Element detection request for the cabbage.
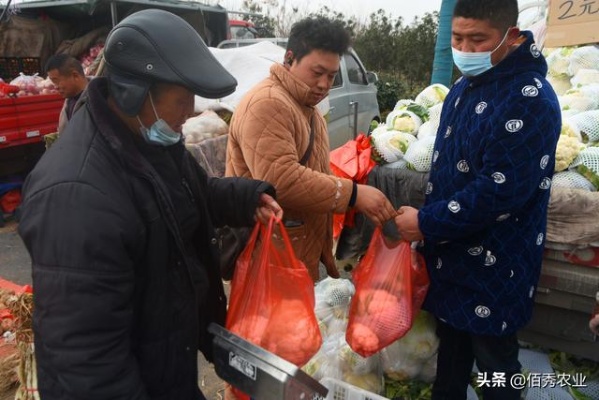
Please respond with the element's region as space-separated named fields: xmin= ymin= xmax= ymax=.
xmin=339 ymin=342 xmax=379 ymax=374
xmin=381 ymin=352 xmax=423 ymax=381
xmin=417 ymin=354 xmax=438 ymax=383
xmin=343 ymin=372 xmax=383 ymax=394
xmin=380 ymin=311 xmax=439 ymax=366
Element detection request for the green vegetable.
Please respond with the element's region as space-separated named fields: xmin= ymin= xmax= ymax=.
xmin=577 ymin=164 xmax=599 ymax=190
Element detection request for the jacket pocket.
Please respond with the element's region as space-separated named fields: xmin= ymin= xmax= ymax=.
xmin=271 ymin=223 xmax=308 ymax=261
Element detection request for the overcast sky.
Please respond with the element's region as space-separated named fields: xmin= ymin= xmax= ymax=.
xmin=219 ymin=0 xmax=444 ymax=22
xmin=218 ymin=0 xmax=542 ymax=25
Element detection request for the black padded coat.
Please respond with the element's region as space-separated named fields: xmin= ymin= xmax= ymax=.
xmin=18 ymin=77 xmax=275 ymax=400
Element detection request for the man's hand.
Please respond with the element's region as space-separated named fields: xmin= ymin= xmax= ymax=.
xmin=254 ymin=193 xmax=283 ymax=224
xmin=353 ymin=184 xmax=397 ymax=226
xmin=394 ymin=206 xmax=424 ymax=242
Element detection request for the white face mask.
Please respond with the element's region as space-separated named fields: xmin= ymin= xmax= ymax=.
xmin=451 ymin=28 xmax=511 ymax=77
xmin=137 ymin=93 xmax=181 ymax=146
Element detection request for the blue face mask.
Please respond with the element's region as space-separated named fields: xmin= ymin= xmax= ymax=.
xmin=452 ymin=29 xmax=510 ymax=77
xmin=137 ymin=93 xmax=181 ymax=146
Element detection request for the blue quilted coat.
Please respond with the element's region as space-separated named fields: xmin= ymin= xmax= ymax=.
xmin=419 ymin=31 xmax=561 ymax=336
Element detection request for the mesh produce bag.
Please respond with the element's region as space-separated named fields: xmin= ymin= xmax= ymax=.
xmin=385 ymin=109 xmax=423 ymax=134
xmin=404 ymin=136 xmax=436 ymax=172
xmin=567 ymin=45 xmax=599 ymax=76
xmin=571 ymin=68 xmax=599 ymax=87
xmin=570 ymin=146 xmax=599 ymax=189
xmin=547 ymin=74 xmax=572 ymax=95
xmin=551 ymin=171 xmax=596 ymax=191
xmin=568 ymin=110 xmax=599 ymax=142
xmin=370 ymin=127 xmax=418 ymax=163
xmin=314 ymin=277 xmax=355 ymax=328
xmin=569 ymin=84 xmax=599 ymax=103
xmin=546 ymin=47 xmax=574 ymax=78
xmin=561 ymin=119 xmax=583 ymax=142
xmin=559 ymin=91 xmax=598 ymax=113
xmin=414 ymin=84 xmax=449 ymax=108
xmin=417 ymin=120 xmax=439 ymax=140
xmin=381 ymin=159 xmax=409 ymax=169
xmin=427 ymin=103 xmax=444 ymax=126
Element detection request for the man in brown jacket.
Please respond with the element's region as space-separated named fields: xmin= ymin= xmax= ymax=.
xmin=227 ymin=17 xmax=396 ymax=282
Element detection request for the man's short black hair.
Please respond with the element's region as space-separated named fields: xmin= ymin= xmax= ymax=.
xmin=286 ymin=17 xmax=350 ymax=64
xmin=45 ymin=54 xmax=85 ymax=76
xmin=453 ymin=0 xmax=519 ymax=32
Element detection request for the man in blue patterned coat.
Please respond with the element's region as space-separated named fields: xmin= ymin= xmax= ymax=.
xmin=395 ymin=0 xmax=561 ymax=399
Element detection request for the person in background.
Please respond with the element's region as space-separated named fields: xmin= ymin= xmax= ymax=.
xmin=394 ymin=0 xmax=561 ymax=399
xmin=591 ymin=313 xmax=599 ymax=335
xmin=226 ymin=16 xmax=396 ymax=282
xmin=18 ymin=9 xmax=281 ymax=400
xmin=45 ymin=53 xmax=89 ymax=134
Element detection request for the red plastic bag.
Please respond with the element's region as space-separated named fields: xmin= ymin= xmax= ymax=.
xmin=226 ymin=216 xmax=322 ymax=366
xmin=346 ymin=228 xmax=429 ymax=357
xmin=0 ymin=189 xmax=21 ymax=214
xmin=330 ymin=133 xmax=376 ymax=238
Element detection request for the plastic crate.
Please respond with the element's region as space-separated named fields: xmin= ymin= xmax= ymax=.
xmin=0 ymin=58 xmax=21 ymax=82
xmin=0 ymin=57 xmax=41 ymax=82
xmin=319 ymin=378 xmax=387 ymax=400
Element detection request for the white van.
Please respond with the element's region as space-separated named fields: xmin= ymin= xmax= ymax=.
xmin=217 ymin=38 xmax=381 ymax=149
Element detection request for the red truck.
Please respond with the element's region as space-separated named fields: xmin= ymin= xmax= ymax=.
xmin=228 ymin=19 xmax=259 ymax=40
xmin=0 ymin=0 xmax=230 ymax=178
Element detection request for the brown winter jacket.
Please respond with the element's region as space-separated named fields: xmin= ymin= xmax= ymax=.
xmin=226 ymin=63 xmax=354 ymax=281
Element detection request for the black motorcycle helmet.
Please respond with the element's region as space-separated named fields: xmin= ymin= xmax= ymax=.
xmin=104 ymin=9 xmax=237 ymax=116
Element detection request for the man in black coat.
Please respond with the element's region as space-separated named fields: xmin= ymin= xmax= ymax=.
xmin=17 ymin=9 xmax=281 ymax=400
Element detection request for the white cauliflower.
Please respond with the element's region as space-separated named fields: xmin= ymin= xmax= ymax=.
xmin=559 ymin=91 xmax=598 ymax=113
xmin=571 ymin=69 xmax=599 ymax=87
xmin=417 ymin=120 xmax=439 ymax=140
xmin=404 ymin=135 xmax=436 ymax=172
xmin=568 ymin=45 xmax=599 ymax=76
xmin=561 ymin=119 xmax=582 ymax=142
xmin=546 ymin=47 xmax=575 ymax=77
xmin=555 ymin=135 xmax=585 ymax=172
xmin=552 ymin=171 xmax=596 ymax=191
xmin=547 ymin=75 xmax=572 ymax=96
xmin=370 ymin=126 xmax=418 ymax=163
xmin=569 ymin=110 xmax=599 ymax=143
xmin=385 ymin=110 xmax=423 ymax=134
xmin=571 ymin=147 xmax=599 ymax=190
xmin=414 ymin=83 xmax=450 ymax=108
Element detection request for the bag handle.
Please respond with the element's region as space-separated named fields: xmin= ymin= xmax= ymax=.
xmin=258 ymin=215 xmax=300 ymax=269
